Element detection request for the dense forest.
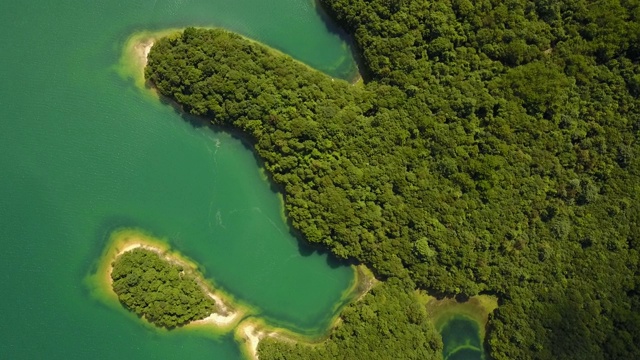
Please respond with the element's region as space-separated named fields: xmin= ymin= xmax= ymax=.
xmin=145 ymin=0 xmax=640 ymax=358
xmin=111 ymin=248 xmax=216 ymax=328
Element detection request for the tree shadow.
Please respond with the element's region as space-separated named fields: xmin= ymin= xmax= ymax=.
xmin=291 ymin=221 xmax=360 ymax=269
xmin=313 ymin=0 xmax=370 ymax=82
xmin=152 ymin=85 xmax=356 ymax=271
xmin=540 ymin=296 xmax=607 ymax=359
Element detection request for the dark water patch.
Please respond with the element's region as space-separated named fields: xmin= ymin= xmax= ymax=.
xmin=312 ymin=0 xmax=363 ymax=82
xmin=296 ymin=237 xmax=358 ymax=269
xmin=421 ymin=294 xmax=498 ymax=360
xmin=440 ymin=314 xmax=484 ymax=360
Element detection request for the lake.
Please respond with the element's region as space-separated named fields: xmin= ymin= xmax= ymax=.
xmin=0 ymin=0 xmax=358 ymax=359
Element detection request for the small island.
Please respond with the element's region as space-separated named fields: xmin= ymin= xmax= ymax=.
xmin=111 ymin=247 xmax=217 ymax=328
xmin=88 ymin=229 xmax=242 ymax=332
xmin=88 ymin=227 xmax=369 ymax=360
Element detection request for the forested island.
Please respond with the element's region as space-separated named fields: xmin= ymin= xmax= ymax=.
xmin=87 ymin=229 xmax=243 ymax=333
xmin=143 ymin=0 xmax=640 ymax=358
xmin=93 ymin=228 xmax=367 ymax=360
xmin=111 ymin=248 xmax=216 ymax=328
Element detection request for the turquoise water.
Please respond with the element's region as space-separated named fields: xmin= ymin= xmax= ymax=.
xmin=0 ymin=0 xmax=357 ymax=358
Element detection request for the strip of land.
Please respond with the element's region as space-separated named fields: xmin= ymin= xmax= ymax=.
xmin=239 ymin=322 xmax=265 ymax=360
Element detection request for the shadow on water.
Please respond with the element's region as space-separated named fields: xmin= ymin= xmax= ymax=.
xmin=293 ymin=227 xmax=359 ymax=270
xmin=448 ymin=347 xmax=484 ymax=360
xmin=153 ymin=86 xmax=355 ymax=271
xmin=313 ymin=0 xmax=369 ymax=82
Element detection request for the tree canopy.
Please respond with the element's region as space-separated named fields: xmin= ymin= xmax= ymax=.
xmin=111 ymin=248 xmax=216 ymax=328
xmin=145 ymin=0 xmax=640 ymax=356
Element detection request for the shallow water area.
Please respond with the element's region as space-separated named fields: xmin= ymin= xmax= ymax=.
xmin=421 ymin=294 xmax=498 ymax=360
xmin=0 ymin=1 xmax=358 ymax=359
xmin=440 ymin=314 xmax=484 ymax=360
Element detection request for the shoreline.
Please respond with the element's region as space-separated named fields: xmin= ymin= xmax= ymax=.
xmin=233 ymin=265 xmax=376 ymax=360
xmin=188 ymin=289 xmax=242 ymax=328
xmin=120 ymin=27 xmax=363 ymax=93
xmin=110 ymin=28 xmax=373 ymax=359
xmin=117 ymin=28 xmax=182 ymax=90
xmin=236 ymin=320 xmax=270 ymax=360
xmin=87 ymin=228 xmax=371 ymax=358
xmin=92 ymin=228 xmax=243 ymax=330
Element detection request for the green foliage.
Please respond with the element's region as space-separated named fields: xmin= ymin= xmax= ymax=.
xmin=111 ymin=248 xmax=215 ymax=328
xmin=258 ymin=279 xmax=442 ymax=360
xmin=145 ymin=0 xmax=640 ymax=355
xmin=414 ymin=237 xmax=435 ymax=261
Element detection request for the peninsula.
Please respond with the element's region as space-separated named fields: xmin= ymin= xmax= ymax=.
xmin=140 ymin=0 xmax=640 ymax=355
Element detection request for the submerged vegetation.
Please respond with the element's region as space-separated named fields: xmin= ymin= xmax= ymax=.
xmin=422 ymin=295 xmax=497 ymax=360
xmin=111 ymin=248 xmax=216 ymax=328
xmin=145 ymin=0 xmax=640 ymax=357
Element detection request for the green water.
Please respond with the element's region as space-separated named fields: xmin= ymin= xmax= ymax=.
xmin=0 ymin=1 xmax=358 ymax=358
xmin=440 ymin=315 xmax=485 ymax=360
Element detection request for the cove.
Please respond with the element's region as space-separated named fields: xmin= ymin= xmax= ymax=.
xmin=0 ymin=0 xmax=359 ymax=359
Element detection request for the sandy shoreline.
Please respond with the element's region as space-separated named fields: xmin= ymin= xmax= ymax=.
xmin=236 ymin=320 xmax=278 ymax=360
xmin=89 ymin=227 xmax=370 ymax=360
xmin=106 ymin=233 xmax=270 ymax=359
xmin=117 ymin=29 xmax=181 ymax=89
xmin=189 ymin=289 xmax=242 ymax=327
xmin=143 ymin=42 xmax=152 ymax=62
xmin=136 ymin=40 xmax=153 ymax=67
xmin=242 ymin=323 xmax=263 ymax=359
xmin=105 ymin=232 xmax=241 ymax=329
